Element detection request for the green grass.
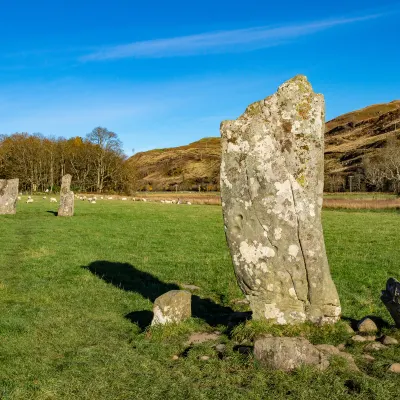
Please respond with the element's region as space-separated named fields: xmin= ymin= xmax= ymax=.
xmin=0 ymin=197 xmax=399 ymax=399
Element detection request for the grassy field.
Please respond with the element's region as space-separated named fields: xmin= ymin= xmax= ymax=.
xmin=0 ymin=198 xmax=399 ymax=399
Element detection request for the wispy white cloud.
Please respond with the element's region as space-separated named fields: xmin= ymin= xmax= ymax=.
xmin=82 ymin=13 xmax=383 ymax=61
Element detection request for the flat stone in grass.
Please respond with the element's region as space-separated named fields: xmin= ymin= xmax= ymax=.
xmin=254 ymin=336 xmax=329 ymax=371
xmin=388 ymin=363 xmax=400 ymax=373
xmin=380 ymin=335 xmax=398 ymax=345
xmin=0 ymin=179 xmax=19 ymax=215
xmin=151 ymin=290 xmax=191 ymax=325
xmin=58 ymin=174 xmax=74 ymax=217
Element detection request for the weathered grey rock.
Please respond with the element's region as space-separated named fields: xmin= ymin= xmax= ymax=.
xmin=357 ymin=318 xmax=378 ymax=333
xmin=220 ymin=75 xmax=341 ymax=324
xmin=0 ymin=179 xmax=19 ymax=215
xmin=254 ymin=336 xmax=329 ymax=371
xmin=315 ymin=345 xmax=359 ymax=372
xmin=151 ymin=290 xmax=191 ymax=325
xmin=380 ymin=335 xmax=398 ymax=345
xmin=381 ymin=278 xmax=400 ymax=328
xmin=352 ymin=335 xmax=376 ymax=342
xmin=58 ymin=174 xmax=74 ymax=217
xmin=364 ymin=342 xmax=386 ymax=351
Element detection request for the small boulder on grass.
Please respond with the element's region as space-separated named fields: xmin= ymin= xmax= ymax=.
xmin=357 ymin=318 xmax=378 ymax=333
xmin=380 ymin=335 xmax=398 ymax=345
xmin=388 ymin=363 xmax=400 ymax=373
xmin=151 ymin=290 xmax=191 ymax=326
xmin=254 ymin=337 xmax=329 ymax=372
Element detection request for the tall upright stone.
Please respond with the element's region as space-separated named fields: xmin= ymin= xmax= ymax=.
xmin=220 ymin=75 xmax=341 ymax=325
xmin=0 ymin=179 xmax=19 ymax=215
xmin=58 ymin=174 xmax=74 ymax=217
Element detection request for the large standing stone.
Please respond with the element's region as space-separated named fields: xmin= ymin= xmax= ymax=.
xmin=58 ymin=174 xmax=74 ymax=217
xmin=220 ymin=75 xmax=341 ymax=324
xmin=151 ymin=290 xmax=191 ymax=325
xmin=0 ymin=179 xmax=19 ymax=215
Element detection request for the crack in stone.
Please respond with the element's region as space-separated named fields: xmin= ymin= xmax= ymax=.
xmin=288 ymin=177 xmax=311 ymax=306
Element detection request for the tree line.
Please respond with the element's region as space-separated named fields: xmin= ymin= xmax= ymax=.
xmin=0 ymin=127 xmax=135 ymax=193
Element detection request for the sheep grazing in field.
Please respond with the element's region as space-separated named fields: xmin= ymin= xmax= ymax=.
xmin=100 ymin=196 xmax=104 ymax=200
xmin=43 ymin=196 xmax=47 ymax=199
xmin=26 ymin=198 xmax=34 ymax=203
xmin=177 ymin=199 xmax=181 ymax=205
xmin=50 ymin=198 xmax=57 ymax=203
xmin=141 ymin=198 xmax=147 ymax=202
xmin=18 ymin=196 xmax=21 ymax=201
xmin=187 ymin=202 xmax=192 ymax=205
xmin=107 ymin=196 xmax=113 ymax=200
xmin=90 ymin=200 xmax=96 ymax=204
xmin=121 ymin=197 xmax=127 ymax=201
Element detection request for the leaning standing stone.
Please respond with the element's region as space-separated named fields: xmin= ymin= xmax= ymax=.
xmin=0 ymin=179 xmax=19 ymax=215
xmin=151 ymin=290 xmax=191 ymax=325
xmin=220 ymin=75 xmax=341 ymax=324
xmin=58 ymin=174 xmax=74 ymax=217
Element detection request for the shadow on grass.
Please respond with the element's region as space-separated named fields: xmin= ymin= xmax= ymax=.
xmin=83 ymin=261 xmax=250 ymax=329
xmin=46 ymin=210 xmax=58 ymax=216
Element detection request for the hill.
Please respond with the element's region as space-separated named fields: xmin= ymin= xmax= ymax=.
xmin=129 ymin=101 xmax=400 ymax=191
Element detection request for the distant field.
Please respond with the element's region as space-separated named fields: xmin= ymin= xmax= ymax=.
xmin=0 ymin=197 xmax=399 ymax=399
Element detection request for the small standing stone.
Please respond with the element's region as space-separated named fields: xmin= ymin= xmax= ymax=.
xmin=58 ymin=174 xmax=74 ymax=217
xmin=151 ymin=290 xmax=191 ymax=325
xmin=0 ymin=179 xmax=19 ymax=215
xmin=357 ymin=318 xmax=378 ymax=333
xmin=254 ymin=336 xmax=329 ymax=371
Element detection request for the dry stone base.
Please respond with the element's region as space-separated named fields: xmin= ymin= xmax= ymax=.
xmin=0 ymin=179 xmax=19 ymax=215
xmin=151 ymin=290 xmax=191 ymax=325
xmin=220 ymin=75 xmax=341 ymax=324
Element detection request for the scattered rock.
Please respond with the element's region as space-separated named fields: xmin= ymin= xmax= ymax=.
xmin=254 ymin=337 xmax=329 ymax=372
xmin=362 ymin=354 xmax=375 ymax=362
xmin=186 ymin=332 xmax=220 ymax=345
xmin=220 ymin=75 xmax=341 ymax=324
xmin=344 ymin=324 xmax=355 ymax=334
xmin=0 ymin=178 xmax=19 ymax=215
xmin=215 ymin=344 xmax=226 ymax=353
xmin=151 ymin=290 xmax=191 ymax=326
xmin=171 ymin=355 xmax=179 ymax=360
xmin=337 ymin=352 xmax=360 ymax=372
xmin=181 ymin=284 xmax=200 ymax=291
xmin=352 ymin=335 xmax=367 ymax=343
xmin=364 ymin=342 xmax=386 ymax=351
xmin=388 ymin=363 xmax=400 ymax=373
xmin=380 ymin=335 xmax=398 ymax=345
xmin=357 ymin=318 xmax=378 ymax=333
xmin=315 ymin=344 xmax=340 ymax=355
xmin=200 ymin=356 xmax=210 ymax=361
xmin=316 ymin=344 xmax=359 ymax=372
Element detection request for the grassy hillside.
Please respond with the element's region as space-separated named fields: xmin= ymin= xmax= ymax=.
xmin=0 ymin=198 xmax=400 ymax=398
xmin=129 ymin=101 xmax=400 ymax=191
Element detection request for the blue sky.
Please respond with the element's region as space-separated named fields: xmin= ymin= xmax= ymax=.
xmin=1 ymin=1 xmax=400 ymax=155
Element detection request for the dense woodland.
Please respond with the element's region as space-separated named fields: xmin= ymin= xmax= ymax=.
xmin=0 ymin=127 xmax=134 ymax=193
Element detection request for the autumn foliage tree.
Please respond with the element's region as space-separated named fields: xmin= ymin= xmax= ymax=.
xmin=0 ymin=128 xmax=133 ymax=194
